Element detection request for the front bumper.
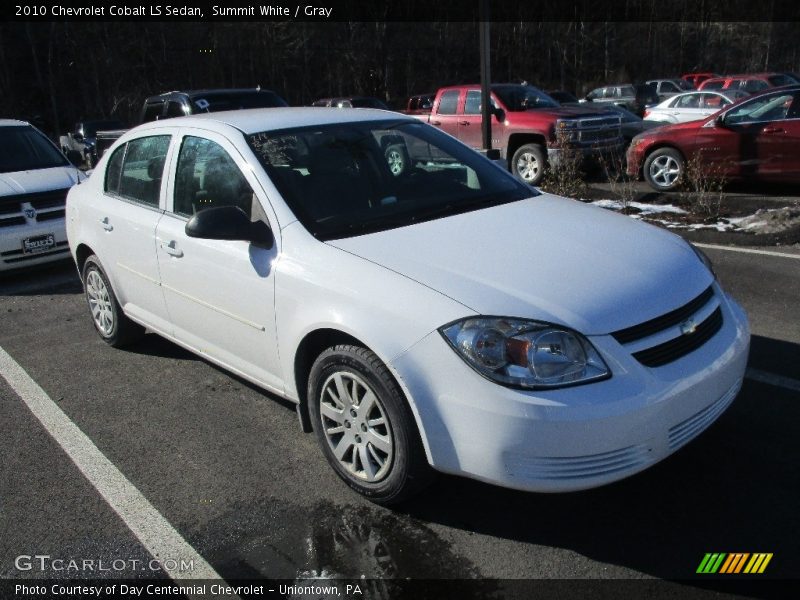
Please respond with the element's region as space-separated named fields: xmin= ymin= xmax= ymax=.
xmin=547 ymin=140 xmax=626 ymax=166
xmin=391 ymin=287 xmax=750 ymax=492
xmin=0 ymin=218 xmax=70 ymax=272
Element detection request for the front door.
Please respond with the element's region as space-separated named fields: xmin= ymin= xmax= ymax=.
xmin=155 ymin=130 xmax=282 ymax=393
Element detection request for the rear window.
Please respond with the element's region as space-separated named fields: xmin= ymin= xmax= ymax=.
xmin=0 ymin=125 xmax=68 ymax=173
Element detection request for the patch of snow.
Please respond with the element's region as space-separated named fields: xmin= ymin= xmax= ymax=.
xmin=592 ymin=198 xmax=800 ymax=235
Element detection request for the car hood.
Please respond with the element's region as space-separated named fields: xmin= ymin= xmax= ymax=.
xmin=327 ymin=195 xmax=712 ymax=335
xmin=0 ymin=166 xmax=82 ymax=195
xmin=520 ymin=105 xmax=618 ymax=120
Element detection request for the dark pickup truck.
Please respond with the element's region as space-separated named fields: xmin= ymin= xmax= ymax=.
xmin=95 ymin=88 xmax=287 ymax=160
xmin=422 ymin=84 xmax=624 ymax=184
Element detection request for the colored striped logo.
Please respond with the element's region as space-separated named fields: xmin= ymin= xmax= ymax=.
xmin=697 ymin=553 xmax=773 ymax=574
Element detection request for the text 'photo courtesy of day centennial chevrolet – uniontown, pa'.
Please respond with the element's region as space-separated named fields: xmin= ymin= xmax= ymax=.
xmin=46 ymin=4 xmax=334 ymax=18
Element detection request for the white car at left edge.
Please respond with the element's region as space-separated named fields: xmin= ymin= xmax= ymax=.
xmin=1 ymin=120 xmax=84 ymax=271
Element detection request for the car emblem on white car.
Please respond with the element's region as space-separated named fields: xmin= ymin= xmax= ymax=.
xmin=680 ymin=319 xmax=698 ymax=336
xmin=24 ymin=207 xmax=37 ymax=219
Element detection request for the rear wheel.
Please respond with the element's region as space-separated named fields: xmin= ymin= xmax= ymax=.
xmin=511 ymin=143 xmax=546 ymax=185
xmin=82 ymin=255 xmax=145 ymax=347
xmin=308 ymin=344 xmax=432 ymax=505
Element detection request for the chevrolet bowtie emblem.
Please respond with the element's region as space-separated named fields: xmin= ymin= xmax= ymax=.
xmin=680 ymin=319 xmax=698 ymax=336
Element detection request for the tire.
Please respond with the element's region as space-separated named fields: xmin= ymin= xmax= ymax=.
xmin=384 ymin=143 xmax=408 ymax=177
xmin=82 ymin=255 xmax=145 ymax=347
xmin=643 ymin=147 xmax=684 ymax=192
xmin=511 ymin=143 xmax=546 ymax=185
xmin=308 ymin=344 xmax=432 ymax=505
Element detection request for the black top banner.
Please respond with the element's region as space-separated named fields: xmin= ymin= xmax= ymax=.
xmin=5 ymin=0 xmax=800 ymax=23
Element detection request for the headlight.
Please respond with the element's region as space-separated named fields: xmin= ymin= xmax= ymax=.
xmin=690 ymin=243 xmax=716 ymax=278
xmin=440 ymin=317 xmax=610 ymax=389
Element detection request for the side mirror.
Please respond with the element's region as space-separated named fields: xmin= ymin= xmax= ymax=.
xmin=493 ymin=107 xmax=505 ymax=122
xmin=65 ymin=150 xmax=83 ymax=167
xmin=185 ymin=206 xmax=274 ymax=248
xmin=714 ymin=114 xmax=727 ymax=128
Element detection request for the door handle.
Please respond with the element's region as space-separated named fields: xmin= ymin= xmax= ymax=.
xmin=160 ymin=241 xmax=183 ymax=258
xmin=430 ymin=120 xmax=441 ymax=126
xmin=762 ymin=126 xmax=784 ymax=134
xmin=458 ymin=121 xmax=470 ymax=126
xmin=101 ymin=217 xmax=113 ymax=231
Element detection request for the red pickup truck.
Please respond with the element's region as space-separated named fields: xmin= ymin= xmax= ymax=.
xmin=422 ymin=84 xmax=624 ymax=184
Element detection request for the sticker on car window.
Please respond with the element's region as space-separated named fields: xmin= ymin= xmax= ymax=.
xmin=194 ymin=98 xmax=210 ymax=111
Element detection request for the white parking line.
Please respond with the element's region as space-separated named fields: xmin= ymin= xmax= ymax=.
xmin=745 ymin=368 xmax=800 ymax=393
xmin=0 ymin=345 xmax=236 ymax=597
xmin=694 ymin=243 xmax=800 ymax=260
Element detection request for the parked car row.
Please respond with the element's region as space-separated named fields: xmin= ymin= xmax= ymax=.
xmin=627 ymin=85 xmax=800 ymax=191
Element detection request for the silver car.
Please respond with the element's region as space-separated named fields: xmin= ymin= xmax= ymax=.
xmin=644 ymin=90 xmax=749 ymax=124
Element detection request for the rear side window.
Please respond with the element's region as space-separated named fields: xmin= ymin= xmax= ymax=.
xmin=437 ymin=90 xmax=459 ymax=115
xmin=104 ymin=144 xmax=125 ymax=194
xmin=464 ymin=90 xmax=481 ymax=115
xmin=141 ymin=102 xmax=164 ymax=123
xmin=165 ymin=101 xmax=186 ymax=118
xmin=114 ymin=136 xmax=171 ymax=207
xmin=173 ymin=136 xmax=254 ymax=218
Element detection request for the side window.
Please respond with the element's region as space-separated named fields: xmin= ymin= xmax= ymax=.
xmin=165 ymin=101 xmax=186 ymax=118
xmin=463 ymin=90 xmax=481 ymax=115
xmin=104 ymin=144 xmax=126 ymax=194
xmin=437 ymin=90 xmax=459 ymax=115
xmin=141 ymin=102 xmax=164 ymax=123
xmin=677 ymin=95 xmax=700 ymax=109
xmin=117 ymin=135 xmax=171 ymax=207
xmin=173 ymin=136 xmax=254 ymax=218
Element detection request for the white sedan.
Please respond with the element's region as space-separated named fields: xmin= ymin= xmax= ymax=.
xmin=644 ymin=90 xmax=749 ymax=124
xmin=66 ymin=109 xmax=749 ymax=504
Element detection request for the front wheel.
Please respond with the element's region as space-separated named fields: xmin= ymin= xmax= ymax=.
xmin=82 ymin=255 xmax=145 ymax=347
xmin=308 ymin=345 xmax=432 ymax=505
xmin=511 ymin=143 xmax=546 ymax=185
xmin=643 ymin=147 xmax=684 ymax=192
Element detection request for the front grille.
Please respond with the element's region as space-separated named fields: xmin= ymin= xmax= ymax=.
xmin=632 ymin=307 xmax=723 ymax=367
xmin=35 ymin=209 xmax=65 ymax=222
xmin=0 ymin=188 xmax=69 ymax=228
xmin=0 ymin=216 xmax=26 ymax=227
xmin=612 ymin=286 xmax=715 ymax=344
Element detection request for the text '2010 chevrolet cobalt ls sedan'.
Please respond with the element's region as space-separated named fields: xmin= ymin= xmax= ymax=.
xmin=66 ymin=108 xmax=749 ymax=504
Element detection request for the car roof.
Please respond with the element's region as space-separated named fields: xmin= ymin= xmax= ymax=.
xmin=126 ymin=107 xmax=408 ymax=136
xmin=0 ymin=119 xmax=30 ymax=127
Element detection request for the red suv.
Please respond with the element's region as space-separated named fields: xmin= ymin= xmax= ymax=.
xmin=698 ymin=73 xmax=799 ymax=94
xmin=681 ymin=73 xmax=719 ymax=88
xmin=627 ymin=86 xmax=800 ymax=191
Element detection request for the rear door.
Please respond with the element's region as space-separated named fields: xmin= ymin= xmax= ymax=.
xmin=458 ymin=89 xmax=485 ymax=149
xmin=155 ymin=128 xmax=283 ymax=392
xmin=430 ymin=89 xmax=461 ymax=138
xmin=86 ymin=133 xmax=174 ymax=332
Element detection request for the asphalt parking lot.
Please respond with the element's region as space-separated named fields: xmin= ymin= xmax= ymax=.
xmin=1 ymin=244 xmax=798 ymax=598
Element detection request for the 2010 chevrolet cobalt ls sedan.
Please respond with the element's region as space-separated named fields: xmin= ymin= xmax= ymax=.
xmin=66 ymin=108 xmax=749 ymax=504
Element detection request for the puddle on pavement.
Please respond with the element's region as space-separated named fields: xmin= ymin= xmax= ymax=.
xmin=199 ymin=498 xmax=498 ymax=598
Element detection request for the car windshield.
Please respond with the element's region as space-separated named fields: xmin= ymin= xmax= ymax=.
xmin=247 ymin=120 xmax=534 ymax=240
xmin=191 ymin=91 xmax=288 ymax=112
xmin=0 ymin=125 xmax=69 ymax=173
xmin=492 ymin=85 xmax=559 ymax=111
